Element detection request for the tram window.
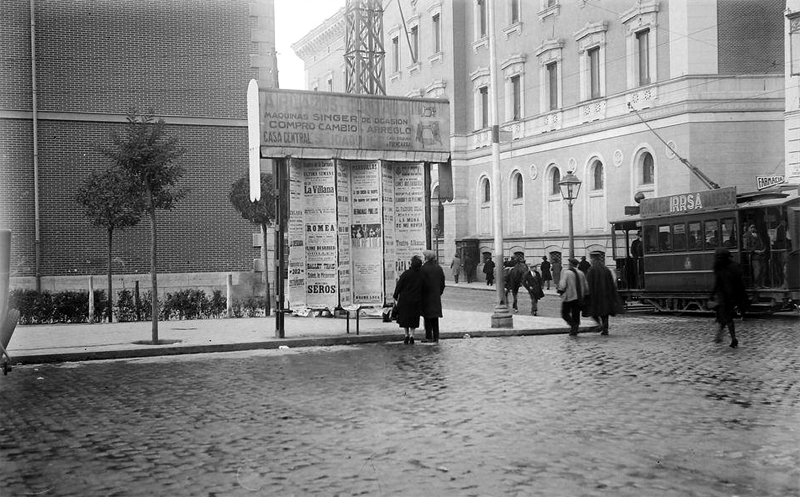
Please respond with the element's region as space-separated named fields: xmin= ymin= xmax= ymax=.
xmin=721 ymin=218 xmax=736 ymax=248
xmin=704 ymin=220 xmax=719 ymax=249
xmin=643 ymin=225 xmax=658 ymax=253
xmin=658 ymin=225 xmax=672 ymax=252
xmin=688 ymin=221 xmax=702 ymax=250
xmin=673 ymin=223 xmax=687 ymax=251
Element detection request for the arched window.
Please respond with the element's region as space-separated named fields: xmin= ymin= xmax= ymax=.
xmin=587 ymin=158 xmax=607 ymax=230
xmin=592 ymin=160 xmax=604 ymax=190
xmin=513 ymin=172 xmax=523 ymax=199
xmin=642 ymin=152 xmax=654 ymax=185
xmin=479 ymin=177 xmax=492 ymax=234
xmin=551 ymin=168 xmax=561 ymax=195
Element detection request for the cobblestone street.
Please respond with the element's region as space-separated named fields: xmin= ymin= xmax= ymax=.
xmin=1 ymin=314 xmax=798 ymax=496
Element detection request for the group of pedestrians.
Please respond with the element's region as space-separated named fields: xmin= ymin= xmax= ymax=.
xmin=557 ymin=253 xmax=621 ymax=337
xmin=392 ymin=250 xmax=446 ymax=344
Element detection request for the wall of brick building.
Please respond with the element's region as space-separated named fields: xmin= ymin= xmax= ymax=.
xmin=1 ymin=0 xmax=275 ymax=292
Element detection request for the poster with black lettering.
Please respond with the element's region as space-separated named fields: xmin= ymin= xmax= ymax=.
xmin=381 ymin=163 xmax=397 ymax=301
xmin=336 ymin=161 xmax=352 ymax=308
xmin=287 ymin=161 xmax=306 ymax=309
xmin=349 ymin=161 xmax=384 ymax=305
xmin=392 ymin=163 xmax=427 ymax=275
xmin=302 ymin=160 xmax=338 ymax=309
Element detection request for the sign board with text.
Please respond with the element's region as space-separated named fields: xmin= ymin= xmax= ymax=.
xmin=259 ymin=89 xmax=450 ymax=162
xmin=640 ymin=187 xmax=737 ymax=218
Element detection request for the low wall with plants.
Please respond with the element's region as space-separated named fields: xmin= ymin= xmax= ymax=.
xmin=10 ymin=289 xmax=268 ymax=325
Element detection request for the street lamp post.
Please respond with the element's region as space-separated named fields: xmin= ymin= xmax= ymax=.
xmin=559 ymin=172 xmax=582 ymax=260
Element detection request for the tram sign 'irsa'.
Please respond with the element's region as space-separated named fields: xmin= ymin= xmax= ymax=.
xmin=640 ymin=187 xmax=737 ymax=218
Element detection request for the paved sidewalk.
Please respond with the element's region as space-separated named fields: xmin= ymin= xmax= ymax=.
xmin=4 ymin=282 xmax=581 ymax=365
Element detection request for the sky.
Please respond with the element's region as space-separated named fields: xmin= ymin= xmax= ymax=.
xmin=274 ymin=0 xmax=346 ymax=90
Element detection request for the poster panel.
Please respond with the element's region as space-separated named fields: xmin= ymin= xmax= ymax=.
xmin=349 ymin=161 xmax=384 ymax=305
xmin=287 ymin=161 xmax=306 ymax=309
xmin=302 ymin=160 xmax=338 ymax=309
xmin=336 ymin=161 xmax=353 ymax=307
xmin=381 ymin=162 xmax=397 ymax=301
xmin=392 ymin=163 xmax=427 ymax=275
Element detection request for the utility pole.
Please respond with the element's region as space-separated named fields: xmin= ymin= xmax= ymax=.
xmin=488 ymin=2 xmax=512 ymax=328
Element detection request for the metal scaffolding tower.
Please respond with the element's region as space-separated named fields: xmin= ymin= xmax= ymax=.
xmin=344 ymin=0 xmax=385 ymax=95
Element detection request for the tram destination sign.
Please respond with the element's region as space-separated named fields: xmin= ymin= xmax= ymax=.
xmin=639 ymin=187 xmax=737 ymax=218
xmin=259 ymin=88 xmax=450 ymax=161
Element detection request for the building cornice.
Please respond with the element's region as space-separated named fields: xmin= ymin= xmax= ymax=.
xmin=291 ymin=8 xmax=346 ymax=61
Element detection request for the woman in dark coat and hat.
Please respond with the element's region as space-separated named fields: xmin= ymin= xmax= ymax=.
xmin=710 ymin=248 xmax=748 ymax=348
xmin=393 ymin=255 xmax=424 ymax=344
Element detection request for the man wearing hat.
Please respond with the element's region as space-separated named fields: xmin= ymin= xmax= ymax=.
xmin=585 ymin=252 xmax=621 ymax=335
xmin=557 ymin=257 xmax=589 ymax=336
xmin=421 ymin=250 xmax=446 ymax=342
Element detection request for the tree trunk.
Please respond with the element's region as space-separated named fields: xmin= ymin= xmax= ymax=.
xmin=107 ymin=228 xmax=113 ymax=323
xmin=262 ymin=222 xmax=271 ymax=316
xmin=149 ymin=203 xmax=158 ymax=344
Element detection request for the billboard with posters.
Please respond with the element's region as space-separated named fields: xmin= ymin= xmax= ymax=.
xmin=287 ymin=159 xmax=427 ymax=311
xmin=259 ymin=89 xmax=449 ymax=162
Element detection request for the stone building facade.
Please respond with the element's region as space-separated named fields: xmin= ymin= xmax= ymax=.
xmin=293 ymin=0 xmax=786 ymax=278
xmin=1 ymin=0 xmax=278 ymax=296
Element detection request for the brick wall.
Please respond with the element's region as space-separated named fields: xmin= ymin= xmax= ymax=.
xmin=718 ymin=0 xmax=784 ymax=75
xmin=1 ymin=0 xmax=271 ymax=282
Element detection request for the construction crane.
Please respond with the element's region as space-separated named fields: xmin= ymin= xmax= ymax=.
xmin=344 ymin=0 xmax=386 ymax=95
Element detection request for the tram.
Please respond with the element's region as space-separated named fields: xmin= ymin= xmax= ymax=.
xmin=610 ymin=185 xmax=800 ymax=314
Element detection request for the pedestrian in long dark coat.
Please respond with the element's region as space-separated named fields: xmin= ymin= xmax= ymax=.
xmin=586 ymin=253 xmax=621 ymax=335
xmin=540 ymin=256 xmax=552 ymax=289
xmin=393 ymin=255 xmax=424 ymax=344
xmin=483 ymin=255 xmax=495 ymax=286
xmin=421 ymin=250 xmax=446 ymax=342
xmin=710 ymin=248 xmax=749 ymax=348
xmin=522 ymin=265 xmax=545 ymax=316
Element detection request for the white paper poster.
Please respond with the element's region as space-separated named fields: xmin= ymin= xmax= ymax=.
xmin=336 ymin=161 xmax=353 ymax=307
xmin=392 ymin=163 xmax=427 ymax=275
xmin=287 ymin=161 xmax=306 ymax=309
xmin=302 ymin=160 xmax=338 ymax=309
xmin=381 ymin=162 xmax=397 ymax=300
xmin=349 ymin=161 xmax=384 ymax=305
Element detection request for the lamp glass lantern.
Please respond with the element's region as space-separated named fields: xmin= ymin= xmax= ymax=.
xmin=558 ymin=171 xmax=582 ymax=259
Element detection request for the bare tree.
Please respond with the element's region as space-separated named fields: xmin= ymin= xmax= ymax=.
xmin=99 ymin=110 xmax=187 ymax=343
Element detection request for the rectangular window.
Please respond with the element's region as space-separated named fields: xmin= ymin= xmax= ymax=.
xmin=480 ymin=86 xmax=489 ymax=128
xmin=547 ymin=62 xmax=558 ymax=111
xmin=588 ymin=46 xmax=600 ymax=99
xmin=636 ymin=29 xmax=650 ymax=86
xmin=511 ymin=0 xmax=519 ymax=23
xmin=688 ymin=221 xmax=702 ymax=250
xmin=511 ymin=75 xmax=521 ymax=120
xmin=478 ymin=0 xmax=487 ymax=37
xmin=721 ymin=218 xmax=737 ymax=247
xmin=410 ymin=25 xmax=419 ymax=63
xmin=327 ymin=77 xmax=333 ymax=92
xmin=432 ymin=14 xmax=441 ymax=53
xmin=704 ymin=220 xmax=719 ymax=250
xmin=392 ymin=36 xmax=399 ymax=72
xmin=658 ymin=225 xmax=672 ymax=252
xmin=644 ymin=225 xmax=658 ymax=253
xmin=673 ymin=223 xmax=687 ymax=251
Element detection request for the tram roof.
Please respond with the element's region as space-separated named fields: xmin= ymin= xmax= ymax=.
xmin=610 ymin=185 xmax=799 ymax=229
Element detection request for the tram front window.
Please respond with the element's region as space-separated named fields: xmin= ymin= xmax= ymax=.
xmin=643 ymin=225 xmax=658 ymax=253
xmin=721 ymin=218 xmax=736 ymax=248
xmin=673 ymin=223 xmax=687 ymax=251
xmin=658 ymin=225 xmax=672 ymax=251
xmin=688 ymin=221 xmax=702 ymax=250
xmin=704 ymin=220 xmax=719 ymax=249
